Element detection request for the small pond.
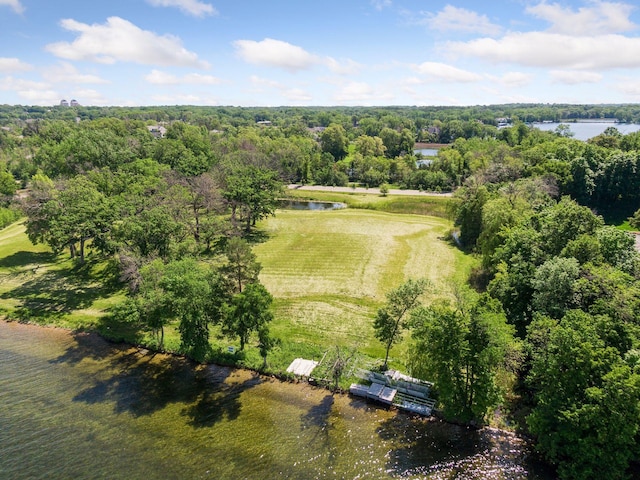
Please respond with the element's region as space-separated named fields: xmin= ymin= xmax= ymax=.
xmin=278 ymin=199 xmax=347 ymax=210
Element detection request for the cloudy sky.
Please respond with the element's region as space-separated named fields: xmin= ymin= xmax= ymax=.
xmin=2 ymin=0 xmax=640 ymax=106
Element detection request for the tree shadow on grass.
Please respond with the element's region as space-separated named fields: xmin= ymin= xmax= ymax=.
xmin=0 ymin=261 xmax=122 ymax=322
xmin=0 ymin=250 xmax=57 ymax=269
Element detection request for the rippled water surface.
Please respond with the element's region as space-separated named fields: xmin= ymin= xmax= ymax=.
xmin=0 ymin=321 xmax=554 ymax=479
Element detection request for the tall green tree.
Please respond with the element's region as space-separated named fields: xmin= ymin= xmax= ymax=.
xmin=526 ymin=311 xmax=640 ymax=480
xmin=373 ymin=278 xmax=430 ymax=369
xmin=223 ymin=282 xmax=273 ymax=351
xmin=221 ymin=237 xmax=261 ymax=294
xmin=319 ymin=124 xmax=348 ymax=160
xmin=409 ymin=294 xmax=517 ymax=423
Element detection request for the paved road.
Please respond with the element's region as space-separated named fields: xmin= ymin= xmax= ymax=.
xmin=287 ymin=184 xmax=452 ymax=197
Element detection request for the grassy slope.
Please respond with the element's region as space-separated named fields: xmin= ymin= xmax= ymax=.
xmin=254 ymin=206 xmax=475 ymax=370
xmin=0 ymin=221 xmax=127 ymax=330
xmin=0 ymin=193 xmax=476 ymax=376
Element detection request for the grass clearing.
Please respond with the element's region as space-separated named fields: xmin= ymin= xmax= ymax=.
xmin=0 ymin=202 xmax=476 ymax=378
xmin=253 ymin=206 xmax=475 ymax=371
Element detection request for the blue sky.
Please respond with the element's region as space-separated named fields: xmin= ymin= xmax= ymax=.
xmin=2 ymin=0 xmax=640 ymax=106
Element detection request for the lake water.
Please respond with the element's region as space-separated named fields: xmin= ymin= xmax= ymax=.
xmin=278 ymin=200 xmax=346 ymax=210
xmin=531 ymin=122 xmax=640 ymax=141
xmin=0 ymin=321 xmax=555 ymax=479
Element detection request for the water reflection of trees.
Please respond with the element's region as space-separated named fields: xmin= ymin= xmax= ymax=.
xmin=299 ymin=395 xmax=337 ymax=467
xmin=53 ymin=333 xmax=261 ymax=426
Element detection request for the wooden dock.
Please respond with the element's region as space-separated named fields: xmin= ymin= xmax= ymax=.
xmin=349 ymin=370 xmax=436 ymax=416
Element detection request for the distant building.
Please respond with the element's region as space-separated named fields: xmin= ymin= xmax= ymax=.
xmin=147 ymin=125 xmax=167 ymax=139
xmin=60 ymin=99 xmax=69 ymax=107
xmin=70 ymin=99 xmax=80 ymax=107
xmin=256 ymin=120 xmax=272 ymax=126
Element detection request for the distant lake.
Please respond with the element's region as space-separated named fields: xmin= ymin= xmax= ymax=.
xmin=414 ymin=148 xmax=439 ymax=156
xmin=531 ymin=122 xmax=640 ymax=141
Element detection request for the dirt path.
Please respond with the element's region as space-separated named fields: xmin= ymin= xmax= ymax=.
xmin=288 ymin=184 xmax=453 ymax=197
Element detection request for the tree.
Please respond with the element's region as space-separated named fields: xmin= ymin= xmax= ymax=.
xmin=223 ymin=282 xmax=273 ymax=351
xmin=531 ymin=257 xmax=580 ymax=319
xmin=158 ymin=258 xmax=214 ymax=360
xmin=409 ymin=294 xmax=517 ymax=424
xmin=319 ymin=124 xmax=348 ymax=160
xmin=223 ymin=166 xmax=282 ymax=232
xmin=220 ymin=237 xmax=261 ymax=294
xmin=526 ymin=310 xmax=640 ymax=480
xmin=373 ymin=278 xmax=429 ymax=369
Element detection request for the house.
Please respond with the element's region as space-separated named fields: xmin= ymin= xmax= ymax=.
xmin=147 ymin=125 xmax=167 ymax=139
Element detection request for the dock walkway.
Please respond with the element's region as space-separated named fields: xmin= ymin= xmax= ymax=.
xmin=349 ymin=370 xmax=436 ymax=416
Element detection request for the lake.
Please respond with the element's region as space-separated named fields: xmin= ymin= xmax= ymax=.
xmin=0 ymin=321 xmax=555 ymax=479
xmin=531 ymin=121 xmax=640 ymax=141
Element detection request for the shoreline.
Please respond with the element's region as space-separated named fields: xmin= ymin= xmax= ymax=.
xmin=1 ymin=317 xmax=526 ymax=437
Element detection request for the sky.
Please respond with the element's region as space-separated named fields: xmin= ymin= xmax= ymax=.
xmin=2 ymin=0 xmax=640 ymax=107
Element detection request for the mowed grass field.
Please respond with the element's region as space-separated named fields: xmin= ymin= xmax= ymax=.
xmin=254 ymin=206 xmax=475 ymax=366
xmin=0 ymin=195 xmax=475 ymax=373
xmin=0 ymin=221 xmax=127 ymax=330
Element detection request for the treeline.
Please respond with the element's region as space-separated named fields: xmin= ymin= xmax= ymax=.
xmin=5 ymin=102 xmax=640 ymax=126
xmin=451 ymin=157 xmax=640 ymax=477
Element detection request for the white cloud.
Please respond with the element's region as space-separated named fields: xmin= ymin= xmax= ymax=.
xmin=234 ymin=38 xmax=317 ymax=72
xmin=0 ymin=76 xmax=59 ymax=104
xmin=447 ymin=32 xmax=640 ymax=70
xmin=323 ymin=57 xmax=362 ymax=75
xmin=412 ymin=62 xmax=483 ymax=82
xmin=146 ymin=0 xmax=217 ymax=17
xmin=550 ymin=70 xmax=603 ymax=84
xmin=526 ymin=1 xmax=636 ymax=35
xmin=145 ymin=69 xmax=222 ymax=85
xmin=421 ymin=5 xmax=502 ymax=36
xmin=46 ymin=17 xmax=208 ymax=68
xmin=234 ymin=38 xmax=358 ymax=75
xmin=43 ymin=62 xmax=109 ymax=84
xmin=0 ymin=57 xmax=32 ymax=73
xmin=371 ymin=0 xmax=391 ymax=11
xmin=0 ymin=0 xmax=24 ymax=14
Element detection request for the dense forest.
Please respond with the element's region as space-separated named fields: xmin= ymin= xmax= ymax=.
xmin=1 ymin=103 xmax=640 ymax=480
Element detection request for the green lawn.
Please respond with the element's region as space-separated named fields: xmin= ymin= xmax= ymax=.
xmin=253 ymin=207 xmax=475 ymax=369
xmin=0 ymin=221 xmax=127 ymax=330
xmin=0 ymin=202 xmax=476 ymax=378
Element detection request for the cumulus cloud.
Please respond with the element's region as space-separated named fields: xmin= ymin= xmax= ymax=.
xmin=234 ymin=38 xmax=318 ymax=72
xmin=71 ymin=89 xmax=110 ymax=106
xmin=146 ymin=0 xmax=217 ymax=17
xmin=550 ymin=70 xmax=603 ymax=84
xmin=234 ymin=38 xmax=359 ymax=75
xmin=0 ymin=0 xmax=24 ymax=14
xmin=412 ymin=62 xmax=483 ymax=82
xmin=0 ymin=57 xmax=32 ymax=73
xmin=446 ymin=2 xmax=640 ymax=72
xmin=145 ymin=69 xmax=222 ymax=85
xmin=526 ymin=1 xmax=636 ymax=35
xmin=420 ymin=5 xmax=502 ymax=36
xmin=0 ymin=77 xmax=59 ymax=104
xmin=46 ymin=17 xmax=208 ymax=68
xmin=43 ymin=62 xmax=109 ymax=84
xmin=448 ymin=32 xmax=640 ymax=70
